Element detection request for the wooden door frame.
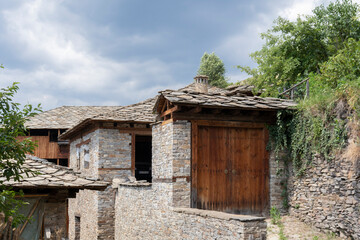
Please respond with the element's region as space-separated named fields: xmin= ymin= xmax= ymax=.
xmin=191 ymin=120 xmax=269 ymax=211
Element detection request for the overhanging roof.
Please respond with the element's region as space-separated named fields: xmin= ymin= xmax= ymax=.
xmin=2 ymin=155 xmax=109 ymax=190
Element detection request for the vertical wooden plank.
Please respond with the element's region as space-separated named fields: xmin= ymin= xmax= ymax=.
xmin=131 ymin=133 xmax=135 ymax=176
xmin=191 ymin=121 xmax=198 ymax=208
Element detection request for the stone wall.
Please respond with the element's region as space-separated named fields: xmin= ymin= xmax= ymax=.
xmin=115 ymin=183 xmax=266 ymax=240
xmin=44 ymin=201 xmax=67 ymax=239
xmin=288 ymin=155 xmax=360 ymax=239
xmin=68 ymin=128 xmax=133 ymax=240
xmin=69 ymin=130 xmax=99 ymax=178
xmin=114 ymin=121 xmax=268 ymax=239
xmin=152 ymin=121 xmax=191 ymax=207
xmin=68 ymin=190 xmax=99 ymax=240
xmin=269 ymin=151 xmax=288 ymax=214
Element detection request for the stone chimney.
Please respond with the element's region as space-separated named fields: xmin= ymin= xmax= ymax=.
xmin=194 ymin=75 xmax=209 ymax=94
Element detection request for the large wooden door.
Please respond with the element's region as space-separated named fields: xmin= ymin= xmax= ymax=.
xmin=192 ymin=121 xmax=269 ymax=216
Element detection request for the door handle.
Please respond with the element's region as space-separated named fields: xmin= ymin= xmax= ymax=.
xmin=232 ymin=169 xmax=236 ymax=175
xmin=224 ymin=169 xmax=229 ymax=174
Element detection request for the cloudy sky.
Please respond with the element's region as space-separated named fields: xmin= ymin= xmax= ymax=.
xmin=0 ymin=0 xmax=338 ymax=110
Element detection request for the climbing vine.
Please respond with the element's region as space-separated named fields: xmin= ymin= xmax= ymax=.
xmin=269 ymin=109 xmax=348 ymax=177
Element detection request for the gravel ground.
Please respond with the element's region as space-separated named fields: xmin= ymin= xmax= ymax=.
xmin=266 ymin=216 xmax=347 ymax=240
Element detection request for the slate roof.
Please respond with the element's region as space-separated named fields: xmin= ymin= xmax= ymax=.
xmin=25 ymin=106 xmax=121 ymax=129
xmin=178 ymin=83 xmax=228 ymax=94
xmin=155 ymin=90 xmax=297 ymax=111
xmin=225 ymin=84 xmax=257 ymax=96
xmin=92 ymin=97 xmax=156 ymax=122
xmin=59 ymin=98 xmax=156 ymax=140
xmin=2 ymin=155 xmax=109 ymax=190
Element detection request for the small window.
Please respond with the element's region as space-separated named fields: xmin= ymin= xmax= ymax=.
xmin=49 ymin=130 xmax=58 ymax=142
xmin=135 ymin=135 xmax=152 ymax=182
xmin=75 ymin=216 xmax=80 ymax=240
xmin=84 ymin=147 xmax=90 ymax=169
xmin=29 ymin=129 xmax=48 ymax=136
xmin=76 ymin=148 xmax=81 ymax=170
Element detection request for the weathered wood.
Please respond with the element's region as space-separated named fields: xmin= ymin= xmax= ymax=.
xmin=188 ymin=106 xmax=202 ymax=113
xmin=173 ymin=111 xmax=276 ymax=123
xmin=17 ymin=135 xmax=69 ymax=159
xmin=161 ymin=119 xmax=173 ymax=126
xmin=192 ymin=121 xmax=269 ymax=215
xmin=160 ymin=105 xmax=180 ymax=118
xmin=131 ymin=133 xmax=136 ymax=176
xmin=191 ymin=120 xmax=198 ymax=208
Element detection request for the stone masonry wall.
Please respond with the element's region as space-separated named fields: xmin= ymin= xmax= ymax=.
xmin=97 ymin=129 xmax=132 ymax=240
xmin=69 ymin=130 xmax=99 ymax=178
xmin=115 ymin=183 xmax=266 ymax=240
xmin=269 ymin=151 xmax=288 ymax=214
xmin=152 ymin=121 xmax=191 ymax=207
xmin=114 ymin=121 xmax=267 ymax=239
xmin=68 ymin=130 xmax=100 ymax=240
xmin=68 ymin=128 xmax=132 ymax=240
xmin=288 ymin=155 xmax=360 ymax=239
xmin=44 ymin=201 xmax=67 ymax=239
xmin=68 ymin=190 xmax=99 ymax=240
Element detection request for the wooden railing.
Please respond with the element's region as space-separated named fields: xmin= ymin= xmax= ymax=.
xmin=279 ymin=78 xmax=309 ymax=99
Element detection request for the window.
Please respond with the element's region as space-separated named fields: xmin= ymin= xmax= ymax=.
xmin=49 ymin=129 xmax=58 ymax=142
xmin=76 ymin=147 xmax=81 ymax=170
xmin=29 ymin=129 xmax=48 ymax=136
xmin=83 ymin=147 xmax=90 ymax=169
xmin=75 ymin=216 xmax=80 ymax=240
xmin=135 ymin=135 xmax=152 ymax=182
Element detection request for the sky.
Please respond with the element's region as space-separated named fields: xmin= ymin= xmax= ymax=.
xmin=0 ymin=0 xmax=341 ymax=110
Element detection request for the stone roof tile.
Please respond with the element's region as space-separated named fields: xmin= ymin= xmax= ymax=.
xmin=25 ymin=106 xmax=121 ymax=129
xmin=3 ymin=155 xmax=109 ymax=190
xmin=158 ymin=90 xmax=297 ymax=111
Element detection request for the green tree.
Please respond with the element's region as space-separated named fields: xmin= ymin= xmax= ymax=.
xmin=0 ymin=64 xmax=41 ymax=225
xmin=239 ymin=0 xmax=360 ymax=96
xmin=197 ymin=52 xmax=228 ymax=88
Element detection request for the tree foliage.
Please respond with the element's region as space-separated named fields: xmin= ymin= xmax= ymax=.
xmin=244 ymin=1 xmax=360 ymax=177
xmin=197 ymin=52 xmax=228 ymax=88
xmin=239 ymin=0 xmax=360 ymax=96
xmin=0 ymin=65 xmax=41 ymax=225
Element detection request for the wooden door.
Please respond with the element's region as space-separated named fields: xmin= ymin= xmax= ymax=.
xmin=192 ymin=121 xmax=269 ymax=216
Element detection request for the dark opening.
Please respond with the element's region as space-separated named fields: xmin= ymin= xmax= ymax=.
xmin=46 ymin=159 xmax=57 ymax=164
xmin=75 ymin=216 xmax=80 ymax=240
xmin=29 ymin=129 xmax=48 ymax=136
xmin=60 ymin=129 xmax=67 ymax=134
xmin=49 ymin=130 xmax=58 ymax=142
xmin=135 ymin=135 xmax=152 ymax=182
xmin=59 ymin=159 xmax=68 ymax=167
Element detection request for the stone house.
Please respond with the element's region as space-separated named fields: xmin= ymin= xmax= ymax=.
xmin=58 ymin=76 xmax=297 ymax=240
xmin=2 ymin=155 xmax=108 ymax=239
xmin=58 ymin=98 xmax=156 ymax=240
xmin=19 ymin=106 xmax=120 ymax=166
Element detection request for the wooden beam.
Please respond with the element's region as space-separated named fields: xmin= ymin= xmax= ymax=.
xmin=212 ymin=109 xmax=222 ymax=114
xmin=172 ymin=112 xmax=276 ymax=124
xmin=160 ymin=105 xmax=180 ymax=118
xmin=188 ymin=106 xmax=202 ymax=113
xmin=131 ymin=133 xmax=135 ymax=176
xmin=161 ymin=119 xmax=173 ymax=126
xmin=191 ymin=120 xmax=198 ymax=208
xmin=75 ymin=138 xmax=91 ymax=148
xmin=19 ymin=199 xmax=40 ymax=235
